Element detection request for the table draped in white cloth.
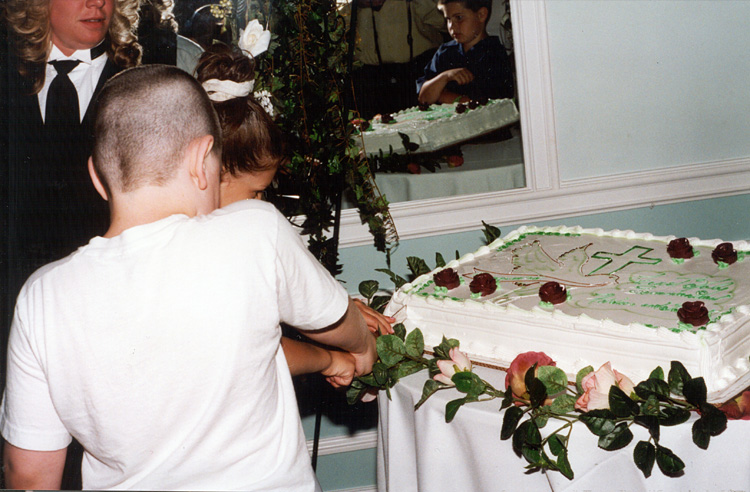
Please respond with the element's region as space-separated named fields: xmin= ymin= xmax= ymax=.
xmin=377 ymin=365 xmax=750 ymax=491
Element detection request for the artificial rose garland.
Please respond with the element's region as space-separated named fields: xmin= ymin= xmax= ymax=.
xmin=505 ymin=351 xmax=556 ymax=401
xmin=575 ymin=362 xmax=635 ymax=412
xmin=434 ymin=348 xmax=473 ymax=386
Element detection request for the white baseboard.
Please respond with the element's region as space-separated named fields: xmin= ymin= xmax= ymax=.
xmin=307 ymin=429 xmax=378 ymax=457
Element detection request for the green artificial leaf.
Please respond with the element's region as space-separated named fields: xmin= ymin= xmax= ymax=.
xmin=634 ymin=414 xmax=660 ymax=441
xmin=548 ymin=434 xmax=566 ymax=456
xmin=633 ymin=441 xmax=656 ymax=478
xmin=682 ymin=377 xmax=707 ymax=407
xmin=576 ymin=366 xmax=594 ymax=394
xmin=392 ymin=359 xmax=426 ymax=380
xmin=414 ymin=379 xmax=444 ymax=410
xmin=598 ymin=422 xmax=633 ymax=451
xmin=346 ymin=380 xmax=369 ymax=405
xmin=635 ymin=378 xmax=671 ymax=400
xmin=513 ymin=420 xmax=542 ymax=456
xmin=527 ymin=377 xmax=548 ymax=409
xmin=501 ymin=405 xmax=524 ymax=440
xmin=550 ymin=394 xmax=576 ymax=415
xmin=375 ymin=268 xmax=407 ymax=289
xmin=393 ymin=323 xmax=407 ymax=341
xmin=537 ymin=366 xmax=569 ymax=395
xmin=404 ymin=329 xmax=425 ymax=358
xmin=692 ymin=418 xmax=710 ymax=450
xmin=655 ymin=445 xmax=685 ymax=475
xmin=609 ymin=386 xmax=639 ymax=418
xmin=668 ymin=361 xmax=692 ymax=396
xmin=372 ymin=362 xmax=389 ymax=386
xmin=358 ymin=280 xmax=379 ymax=300
xmin=521 ymin=444 xmax=542 ymax=464
xmin=377 ymin=335 xmax=406 ymax=367
xmin=641 ymin=394 xmax=661 ymax=416
xmin=501 ymin=386 xmax=514 ymax=409
xmin=649 ymin=366 xmax=665 ymax=381
xmin=658 ymin=406 xmax=691 ymax=426
xmin=580 ymin=409 xmax=616 ymax=436
xmin=433 ymin=336 xmax=460 ymax=360
xmin=452 ymin=371 xmax=486 ymax=396
xmin=370 ymin=295 xmax=391 ymax=314
xmin=699 ymin=402 xmax=728 ymax=437
xmin=533 ymin=413 xmax=549 ymax=429
xmin=406 ymin=256 xmax=431 ymax=277
xmin=481 ymin=221 xmax=502 ymax=244
xmin=445 ymin=397 xmax=468 ymax=423
xmin=556 ymin=448 xmax=574 ymax=480
xmin=435 ymin=252 xmax=446 ymax=268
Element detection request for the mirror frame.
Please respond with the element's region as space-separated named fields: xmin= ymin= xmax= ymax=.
xmin=338 ymin=0 xmax=750 ymax=247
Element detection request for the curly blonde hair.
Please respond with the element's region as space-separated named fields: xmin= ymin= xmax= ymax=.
xmin=3 ymin=0 xmax=142 ymax=93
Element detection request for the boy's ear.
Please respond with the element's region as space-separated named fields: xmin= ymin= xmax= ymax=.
xmin=477 ymin=6 xmax=489 ymax=23
xmin=187 ymin=135 xmax=216 ymax=191
xmin=88 ymin=157 xmax=109 ymax=202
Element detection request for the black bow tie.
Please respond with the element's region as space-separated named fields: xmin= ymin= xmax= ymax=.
xmin=90 ymin=40 xmax=107 ymax=60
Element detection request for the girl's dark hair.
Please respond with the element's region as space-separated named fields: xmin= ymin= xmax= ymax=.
xmin=195 ymin=43 xmax=284 ymax=176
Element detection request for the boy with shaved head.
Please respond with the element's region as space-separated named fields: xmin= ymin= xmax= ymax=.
xmin=0 ymin=65 xmax=376 ymax=491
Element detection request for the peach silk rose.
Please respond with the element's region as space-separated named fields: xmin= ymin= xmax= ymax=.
xmin=505 ymin=351 xmax=556 ymax=400
xmin=575 ymin=362 xmax=636 ymax=412
xmin=434 ymin=348 xmax=472 ymax=386
xmin=719 ymin=390 xmax=750 ymax=420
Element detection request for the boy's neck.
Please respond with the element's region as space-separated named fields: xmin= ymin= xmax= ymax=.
xmin=462 ymin=30 xmax=488 ymax=52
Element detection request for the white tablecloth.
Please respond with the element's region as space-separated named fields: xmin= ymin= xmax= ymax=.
xmin=377 ymin=365 xmax=750 ymax=491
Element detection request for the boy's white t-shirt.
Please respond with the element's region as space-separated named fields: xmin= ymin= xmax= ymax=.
xmin=1 ymin=200 xmax=348 ymax=490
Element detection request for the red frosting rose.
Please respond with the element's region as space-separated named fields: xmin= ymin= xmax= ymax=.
xmin=455 ymin=103 xmax=467 ymax=114
xmin=677 ymin=301 xmax=709 ymax=326
xmin=712 ymin=242 xmax=737 ymax=265
xmin=667 ymin=237 xmax=694 ymax=259
xmin=469 ymin=273 xmax=497 ymax=296
xmin=539 ymin=281 xmax=567 ymax=304
xmin=433 ymin=268 xmax=460 ymax=289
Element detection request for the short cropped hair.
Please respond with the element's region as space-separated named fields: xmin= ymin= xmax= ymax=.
xmin=92 ymin=65 xmax=222 ymax=193
xmin=2 ymin=0 xmax=141 ymax=93
xmin=438 ymin=0 xmax=492 ymax=21
xmin=195 ymin=44 xmax=285 ymax=177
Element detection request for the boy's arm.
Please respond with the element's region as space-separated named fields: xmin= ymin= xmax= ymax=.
xmin=3 ymin=442 xmax=66 ymax=489
xmin=418 ymin=68 xmax=474 ymax=105
xmin=302 ymin=298 xmax=377 ymax=377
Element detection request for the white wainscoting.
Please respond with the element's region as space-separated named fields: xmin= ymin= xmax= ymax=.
xmin=307 ymin=429 xmax=378 ymax=457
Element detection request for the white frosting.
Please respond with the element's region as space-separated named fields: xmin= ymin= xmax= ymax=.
xmin=385 ymin=226 xmax=750 ymax=403
xmin=355 ymin=98 xmax=519 ymax=155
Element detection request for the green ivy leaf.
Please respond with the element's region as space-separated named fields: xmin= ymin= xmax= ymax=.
xmin=668 ymin=361 xmax=692 ymax=396
xmin=404 ymin=329 xmax=425 ymax=358
xmin=414 ymin=379 xmax=443 ymax=410
xmin=598 ymin=422 xmax=633 ymax=451
xmin=372 ymin=362 xmax=389 ymax=385
xmin=683 ymin=377 xmax=707 ymax=407
xmin=537 ymin=366 xmax=568 ymax=395
xmin=406 ymin=256 xmax=431 ymax=277
xmin=481 ymin=221 xmax=502 ymax=244
xmin=435 ymin=252 xmax=446 ymax=268
xmin=649 ymin=366 xmax=665 ymax=381
xmin=633 ymin=441 xmax=656 ymax=478
xmin=358 ymin=280 xmax=379 ymax=300
xmin=452 ymin=371 xmax=486 ymax=396
xmin=576 ymin=365 xmax=594 ymax=394
xmin=376 ymin=335 xmax=406 ymax=367
xmin=655 ymin=445 xmax=685 ymax=475
xmin=501 ymin=405 xmax=524 ymax=440
xmin=550 ymin=394 xmax=576 ymax=415
xmin=375 ymin=268 xmax=407 ymax=289
xmin=634 ymin=414 xmax=660 ymax=441
xmin=346 ymin=380 xmax=369 ymax=405
xmin=369 ymin=296 xmax=391 ymax=314
xmin=580 ymin=409 xmax=616 ymax=436
xmin=609 ymin=386 xmax=639 ymax=418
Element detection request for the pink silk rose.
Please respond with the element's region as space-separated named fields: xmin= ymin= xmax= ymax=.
xmin=433 ymin=348 xmax=472 ymax=386
xmin=575 ymin=362 xmax=635 ymax=412
xmin=718 ymin=390 xmax=750 ymax=420
xmin=505 ymin=351 xmax=556 ymax=400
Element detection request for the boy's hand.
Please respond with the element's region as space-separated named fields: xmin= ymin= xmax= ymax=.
xmin=322 ymin=351 xmax=357 ymax=388
xmin=443 ymin=68 xmax=474 ymax=86
xmin=353 ymin=299 xmax=395 ymax=335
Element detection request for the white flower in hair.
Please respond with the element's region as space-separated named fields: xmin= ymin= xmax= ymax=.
xmin=239 ymin=19 xmax=271 ymax=58
xmin=254 ymin=90 xmax=274 ymax=117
